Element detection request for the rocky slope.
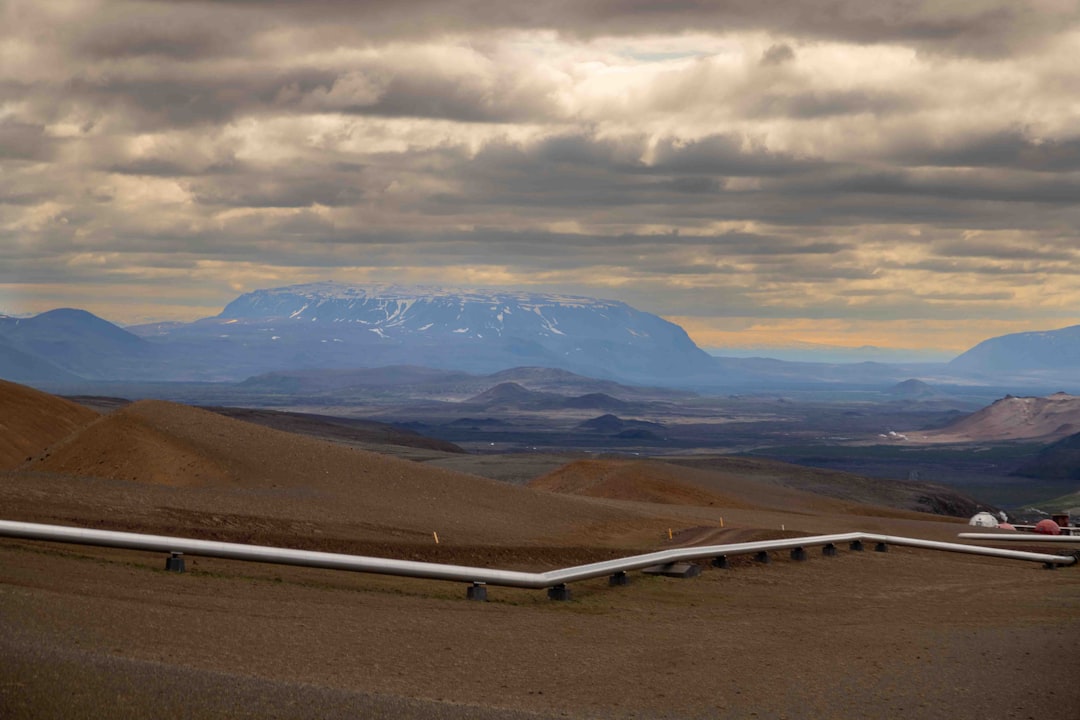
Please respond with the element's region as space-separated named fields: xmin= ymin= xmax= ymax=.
xmin=911 ymin=392 xmax=1080 ymax=442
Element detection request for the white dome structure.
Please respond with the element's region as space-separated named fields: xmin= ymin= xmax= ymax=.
xmin=969 ymin=512 xmax=1000 ymax=528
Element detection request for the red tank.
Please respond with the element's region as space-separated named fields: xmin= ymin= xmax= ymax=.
xmin=1033 ymin=519 xmax=1061 ymax=535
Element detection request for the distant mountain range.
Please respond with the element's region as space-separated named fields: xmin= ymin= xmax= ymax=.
xmin=128 ymin=282 xmax=717 ymax=384
xmin=465 ymin=382 xmax=633 ymax=412
xmin=0 ymin=309 xmax=153 ymax=383
xmin=239 ymin=365 xmax=689 ymax=402
xmin=949 ymin=324 xmax=1080 ymax=378
xmin=3 ymin=282 xmax=1080 ymax=392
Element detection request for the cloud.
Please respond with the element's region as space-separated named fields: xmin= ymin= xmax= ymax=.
xmin=187 ymin=165 xmax=369 ymax=208
xmin=930 ymin=238 xmax=1079 ymax=262
xmin=826 ymin=169 xmax=1080 ymax=205
xmin=74 ymin=6 xmax=245 ymax=60
xmin=3 ymin=0 xmax=1080 ymax=347
xmin=148 ymin=0 xmax=1079 ymax=58
xmin=0 ymin=121 xmax=56 ymax=161
xmin=745 ymin=89 xmax=912 ymax=119
xmin=649 ymin=135 xmax=829 ymax=177
xmin=903 ymin=130 xmax=1080 ymax=172
xmin=760 ymin=43 xmax=795 ymax=66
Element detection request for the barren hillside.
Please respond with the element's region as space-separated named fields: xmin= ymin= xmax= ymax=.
xmin=0 ymin=378 xmax=97 ymax=470
xmin=665 ymin=455 xmax=984 ymax=517
xmin=21 ymin=398 xmax=666 ymax=548
xmin=909 ymin=392 xmax=1080 ymax=442
xmin=529 ymin=458 xmax=934 ymax=519
xmin=530 ymin=458 xmax=760 ymax=507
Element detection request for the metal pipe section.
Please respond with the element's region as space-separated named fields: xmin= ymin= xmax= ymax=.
xmin=958 ymin=533 xmax=1080 ymax=543
xmin=869 ymin=533 xmax=1075 ymax=564
xmin=542 ymin=532 xmax=1077 ymax=585
xmin=0 ymin=520 xmax=1073 ymax=592
xmin=543 ymin=533 xmax=865 ymax=585
xmin=0 ymin=520 xmax=539 ymax=587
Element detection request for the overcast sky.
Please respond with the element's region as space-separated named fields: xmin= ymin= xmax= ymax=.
xmin=2 ymin=0 xmax=1079 ymax=353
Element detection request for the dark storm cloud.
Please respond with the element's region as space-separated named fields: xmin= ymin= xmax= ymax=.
xmin=5 ymin=217 xmax=857 ymax=283
xmin=59 ymin=68 xmax=338 ymax=129
xmin=746 ymin=89 xmax=912 ymax=119
xmin=0 ymin=121 xmax=56 ymax=161
xmin=931 ymin=239 xmax=1078 ymax=262
xmin=414 ymin=132 xmax=832 ymax=218
xmin=75 ymin=9 xmax=243 ymax=60
xmin=739 ymin=252 xmax=880 ymax=281
xmin=760 ymin=43 xmax=795 ymax=66
xmin=0 ymin=188 xmax=51 ymax=207
xmin=457 ymin=229 xmax=851 ymax=257
xmin=666 ymin=177 xmax=724 ymax=194
xmin=421 ymin=137 xmax=651 ymax=210
xmin=894 ymin=257 xmax=1080 ymax=276
xmin=533 ymin=134 xmax=647 ymax=170
xmin=421 ymin=160 xmax=1074 ymax=235
xmin=162 ymin=0 xmax=1079 ymax=57
xmin=398 ymin=132 xmax=1076 ymax=231
xmin=825 ymin=170 xmax=1080 ymax=206
xmin=104 ymin=158 xmax=232 ymax=177
xmin=904 ymin=131 xmax=1080 ymax=172
xmin=649 ymin=136 xmax=828 ymax=177
xmin=918 ymin=290 xmax=1015 ymax=301
xmin=53 ymin=62 xmax=557 ymax=133
xmin=349 ymin=71 xmax=555 ymax=124
xmin=190 ymin=170 xmax=367 ymax=208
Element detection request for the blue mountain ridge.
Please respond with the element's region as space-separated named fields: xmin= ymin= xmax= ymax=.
xmin=950 ymin=324 xmax=1080 ymax=374
xmin=0 ymin=309 xmax=152 ymax=382
xmin=206 ymin=282 xmax=716 ymax=382
xmin=3 ymin=283 xmax=1077 ymax=391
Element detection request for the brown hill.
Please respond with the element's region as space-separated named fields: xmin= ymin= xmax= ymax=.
xmin=0 ymin=378 xmax=97 ymax=470
xmin=665 ymin=455 xmax=984 ymax=517
xmin=30 ymin=402 xmax=230 ymax=486
xmin=27 ymin=399 xmax=661 ymax=546
xmin=528 ymin=458 xmax=921 ymax=518
xmin=60 ymin=398 xmax=464 ymax=456
xmin=530 ymin=459 xmax=758 ymax=508
xmin=910 ymin=392 xmax=1080 ymax=443
xmin=201 ymin=406 xmax=465 ymax=455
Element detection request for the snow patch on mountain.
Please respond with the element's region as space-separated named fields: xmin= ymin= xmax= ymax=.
xmin=211 ymin=281 xmax=714 ymax=382
xmin=220 ymin=282 xmax=680 ymax=343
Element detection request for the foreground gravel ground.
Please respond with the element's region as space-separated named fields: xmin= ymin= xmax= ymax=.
xmin=2 ymin=539 xmax=1078 ymax=719
xmin=1 ymin=632 xmax=560 ymax=720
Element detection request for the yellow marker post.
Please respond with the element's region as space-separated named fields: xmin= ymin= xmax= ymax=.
xmin=433 ymin=531 xmax=439 ymax=544
xmin=720 ymin=517 xmax=724 ymax=528
xmin=668 ymin=528 xmax=673 ymax=540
